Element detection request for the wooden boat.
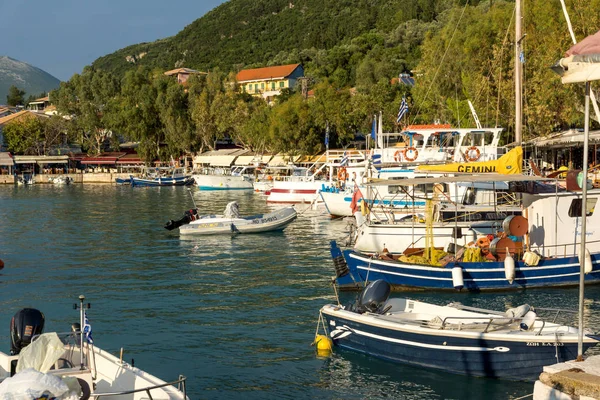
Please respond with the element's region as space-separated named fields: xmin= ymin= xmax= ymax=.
xmin=319 ymin=280 xmax=599 ymax=381
xmin=120 ymin=167 xmax=193 ymax=187
xmin=0 ymin=295 xmax=188 ymax=399
xmin=164 ymin=201 xmax=297 ymax=235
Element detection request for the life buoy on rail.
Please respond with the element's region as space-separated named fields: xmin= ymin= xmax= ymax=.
xmin=337 ymin=167 xmax=348 ymax=181
xmin=403 ymin=147 xmax=419 ymax=162
xmin=394 ymin=150 xmax=403 ymax=162
xmin=466 ymin=146 xmax=481 ymax=162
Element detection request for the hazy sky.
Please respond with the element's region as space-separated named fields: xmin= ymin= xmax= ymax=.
xmin=0 ymin=0 xmax=228 ymax=81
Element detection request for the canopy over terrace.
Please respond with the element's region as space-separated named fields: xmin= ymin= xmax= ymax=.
xmin=193 ymin=149 xmax=249 ymax=168
xmin=267 ymin=154 xmax=297 ymax=167
xmin=80 ymin=153 xmax=127 ymax=165
xmin=233 ymin=154 xmax=273 ymax=166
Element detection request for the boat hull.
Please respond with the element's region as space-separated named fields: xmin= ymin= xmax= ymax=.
xmin=266 ymin=181 xmax=324 ymax=204
xmin=130 ymin=176 xmax=193 ymax=187
xmin=332 ymin=241 xmax=600 ymax=291
xmin=321 ymin=305 xmax=594 ymax=381
xmin=192 ymin=174 xmax=254 ymax=190
xmin=179 ymin=207 xmax=297 ymax=235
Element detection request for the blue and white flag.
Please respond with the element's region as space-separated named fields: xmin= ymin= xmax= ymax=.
xmin=371 ymin=116 xmax=377 ymax=140
xmin=397 ymin=96 xmax=408 ymax=123
xmin=519 ymin=51 xmax=525 ymax=64
xmin=340 ymin=151 xmax=349 ymax=166
xmin=372 ymin=154 xmax=382 ymax=165
xmin=83 ymin=311 xmax=93 ymax=344
xmin=324 ymin=122 xmax=330 ymax=148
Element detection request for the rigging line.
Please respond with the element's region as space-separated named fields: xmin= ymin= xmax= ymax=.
xmin=410 ymin=0 xmax=470 ymax=125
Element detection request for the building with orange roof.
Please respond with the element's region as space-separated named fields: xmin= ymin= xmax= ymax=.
xmin=164 ymin=67 xmax=207 ymax=86
xmin=236 ymin=63 xmax=304 ymax=102
xmin=27 ymin=96 xmax=51 ymax=112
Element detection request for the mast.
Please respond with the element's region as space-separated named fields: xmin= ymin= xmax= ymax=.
xmin=514 ymin=0 xmax=523 ymax=145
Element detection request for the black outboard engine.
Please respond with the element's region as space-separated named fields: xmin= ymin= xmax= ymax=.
xmin=354 ymin=280 xmax=391 ymax=314
xmin=10 ymin=308 xmax=45 ymax=355
xmin=164 ymin=208 xmax=198 ymax=231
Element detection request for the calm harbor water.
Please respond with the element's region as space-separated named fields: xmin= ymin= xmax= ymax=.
xmin=1 ymin=184 xmax=599 ymax=399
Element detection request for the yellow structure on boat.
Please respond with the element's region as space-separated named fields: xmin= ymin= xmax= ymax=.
xmin=416 ymin=146 xmax=523 ymax=175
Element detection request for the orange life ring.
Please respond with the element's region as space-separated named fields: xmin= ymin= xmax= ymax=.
xmin=394 ymin=150 xmax=403 ymax=162
xmin=337 ymin=167 xmax=348 ymax=181
xmin=403 ymin=147 xmax=419 ymax=162
xmin=466 ymin=146 xmax=481 ymax=162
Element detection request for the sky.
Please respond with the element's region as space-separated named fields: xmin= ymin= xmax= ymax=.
xmin=0 ymin=0 xmax=228 ymax=81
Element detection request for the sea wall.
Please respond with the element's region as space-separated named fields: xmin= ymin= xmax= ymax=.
xmin=0 ymin=173 xmax=136 ymax=184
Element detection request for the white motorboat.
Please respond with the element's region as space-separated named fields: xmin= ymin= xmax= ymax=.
xmin=49 ymin=175 xmax=73 ymax=185
xmin=165 ymin=201 xmax=297 ymax=235
xmin=0 ymin=295 xmax=188 ymax=399
xmin=192 ymin=166 xmax=255 ymax=190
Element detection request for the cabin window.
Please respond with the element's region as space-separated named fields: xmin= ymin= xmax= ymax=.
xmin=568 ymin=198 xmax=598 ymax=217
xmin=463 ymin=187 xmax=477 ymax=205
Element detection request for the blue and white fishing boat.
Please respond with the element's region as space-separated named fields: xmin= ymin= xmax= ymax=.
xmin=331 ymin=180 xmax=600 ymax=292
xmin=129 ymin=167 xmax=193 ymax=187
xmin=318 ymin=280 xmax=599 ymax=381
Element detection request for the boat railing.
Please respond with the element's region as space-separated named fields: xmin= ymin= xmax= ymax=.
xmin=91 ymin=375 xmax=187 ymax=399
xmin=437 ymin=315 xmax=550 ymax=335
xmin=528 ymin=238 xmax=600 ymax=258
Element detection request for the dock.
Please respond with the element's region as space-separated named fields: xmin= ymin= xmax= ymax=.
xmin=533 ymin=355 xmax=600 ymax=399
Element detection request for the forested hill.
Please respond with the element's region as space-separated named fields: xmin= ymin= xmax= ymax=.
xmin=92 ymin=0 xmax=449 ymax=80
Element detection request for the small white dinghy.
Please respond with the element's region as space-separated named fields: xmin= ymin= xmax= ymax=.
xmin=0 ymin=295 xmax=188 ymax=399
xmin=165 ymin=201 xmax=297 ymax=235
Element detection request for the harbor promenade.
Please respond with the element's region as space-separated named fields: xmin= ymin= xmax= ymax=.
xmin=0 ymin=172 xmax=134 ymax=184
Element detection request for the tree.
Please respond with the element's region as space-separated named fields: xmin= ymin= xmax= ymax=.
xmin=2 ymin=115 xmax=70 ymax=155
xmin=6 ymin=85 xmax=26 ymax=106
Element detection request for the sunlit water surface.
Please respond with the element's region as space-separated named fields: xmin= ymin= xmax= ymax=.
xmin=0 ymin=185 xmax=599 ymax=399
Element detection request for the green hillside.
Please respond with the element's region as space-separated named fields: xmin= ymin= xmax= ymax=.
xmin=92 ymin=0 xmax=448 ymax=80
xmin=0 ymin=56 xmax=61 ymax=105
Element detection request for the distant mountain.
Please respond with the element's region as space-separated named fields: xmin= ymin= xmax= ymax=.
xmin=0 ymin=56 xmax=61 ymax=105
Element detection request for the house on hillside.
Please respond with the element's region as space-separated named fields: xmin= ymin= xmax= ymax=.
xmin=0 ymin=110 xmax=49 ymax=151
xmin=27 ymin=96 xmax=51 ymax=112
xmin=236 ymin=63 xmax=304 ymax=103
xmin=164 ymin=68 xmax=207 ymax=86
xmin=391 ymin=73 xmax=415 ymax=86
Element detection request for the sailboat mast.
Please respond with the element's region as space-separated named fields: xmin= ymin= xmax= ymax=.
xmin=515 ymin=0 xmax=523 ymax=145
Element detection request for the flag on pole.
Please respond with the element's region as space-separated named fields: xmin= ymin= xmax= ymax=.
xmin=371 ymin=115 xmax=377 ymax=140
xmin=372 ymin=154 xmax=382 ymax=165
xmin=397 ymin=96 xmax=408 ymax=123
xmin=324 ymin=122 xmax=330 ymax=149
xmin=340 ymin=151 xmax=349 ymax=166
xmin=83 ymin=311 xmax=93 ymax=344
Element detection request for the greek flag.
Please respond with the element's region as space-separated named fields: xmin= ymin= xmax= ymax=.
xmin=519 ymin=51 xmax=525 ymax=64
xmin=340 ymin=151 xmax=349 ymax=166
xmin=371 ymin=116 xmax=377 ymax=140
xmin=324 ymin=123 xmax=330 ymax=148
xmin=83 ymin=311 xmax=93 ymax=344
xmin=397 ymin=96 xmax=408 ymax=123
xmin=372 ymin=154 xmax=382 ymax=165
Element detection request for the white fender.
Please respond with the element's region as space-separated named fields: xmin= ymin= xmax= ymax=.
xmin=452 ymin=266 xmax=464 ymax=290
xmin=584 ymin=248 xmax=593 ymax=274
xmin=520 ymin=310 xmax=537 ymax=331
xmin=504 ymin=248 xmax=515 ymax=284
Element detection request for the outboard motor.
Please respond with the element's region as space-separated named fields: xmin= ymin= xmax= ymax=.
xmin=224 ymin=202 xmax=240 ymax=218
xmin=354 ymin=280 xmax=391 ymax=314
xmin=164 ymin=208 xmax=198 ymax=230
xmin=10 ymin=308 xmax=45 ymax=355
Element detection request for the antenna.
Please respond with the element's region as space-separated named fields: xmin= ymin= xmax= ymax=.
xmin=187 ymin=187 xmax=198 ymax=209
xmin=467 ymin=100 xmax=482 ymax=129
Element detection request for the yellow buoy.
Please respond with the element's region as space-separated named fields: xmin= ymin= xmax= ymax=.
xmin=313 ymin=334 xmax=333 ymax=356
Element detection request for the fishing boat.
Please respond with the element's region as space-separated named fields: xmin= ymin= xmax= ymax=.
xmin=164 ymin=201 xmax=297 ymax=235
xmin=49 ymin=175 xmax=73 ymax=185
xmin=317 ymin=280 xmax=599 ymax=381
xmin=129 ymin=167 xmax=193 ymax=187
xmin=0 ymin=295 xmax=188 ymax=399
xmin=331 ymin=175 xmax=600 ymax=291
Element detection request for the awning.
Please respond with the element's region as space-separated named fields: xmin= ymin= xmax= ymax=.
xmin=268 ymin=155 xmax=295 ymax=166
xmin=116 ymin=154 xmax=144 ymax=164
xmin=234 ymin=155 xmax=259 ymax=166
xmin=209 ymin=156 xmax=236 ymax=167
xmin=0 ymin=152 xmax=13 ymax=166
xmin=13 ymin=155 xmax=69 ymax=164
xmin=80 ymin=152 xmax=127 ymax=165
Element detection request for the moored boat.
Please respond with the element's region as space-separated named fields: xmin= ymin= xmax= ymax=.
xmin=129 ymin=167 xmax=193 ymax=187
xmin=0 ymin=295 xmax=188 ymax=399
xmin=165 ymin=201 xmax=297 ymax=235
xmin=318 ymin=280 xmax=599 ymax=381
